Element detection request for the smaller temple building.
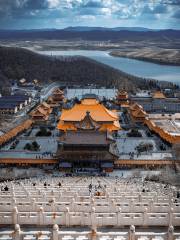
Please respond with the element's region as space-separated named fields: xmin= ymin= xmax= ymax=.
xmin=116 ymin=90 xmax=129 ymax=107
xmin=30 ymin=102 xmax=52 ymax=123
xmin=129 ymin=103 xmax=147 ymax=123
xmin=47 ymin=88 xmax=64 ymax=106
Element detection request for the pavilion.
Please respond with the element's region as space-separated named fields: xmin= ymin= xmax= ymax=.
xmin=116 ymin=89 xmax=129 ymax=107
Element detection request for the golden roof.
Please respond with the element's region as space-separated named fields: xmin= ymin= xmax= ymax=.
xmin=153 ymin=91 xmax=166 ymax=99
xmin=57 ymin=98 xmax=120 ymax=132
xmin=0 ymin=120 xmax=32 ymax=145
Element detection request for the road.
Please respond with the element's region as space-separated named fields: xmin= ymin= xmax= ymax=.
xmin=40 ymin=82 xmax=61 ymax=102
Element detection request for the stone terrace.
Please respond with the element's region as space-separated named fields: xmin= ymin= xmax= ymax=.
xmin=0 ymin=176 xmax=180 ymax=239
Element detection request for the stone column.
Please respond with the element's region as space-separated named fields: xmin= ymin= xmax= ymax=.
xmin=138 ymin=193 xmax=142 ymax=202
xmin=169 ymin=208 xmax=174 ymax=226
xmin=91 ymin=207 xmax=96 ymax=230
xmin=153 ymin=193 xmax=158 ymax=203
xmin=117 ymin=207 xmax=122 ymax=226
xmin=143 ymin=208 xmax=148 ymax=226
xmin=130 ymin=199 xmax=134 ymax=213
xmin=168 ymin=225 xmax=174 ymax=240
xmin=110 ymin=199 xmax=116 ymax=213
xmin=129 ymin=225 xmax=135 ymax=240
xmin=149 ymin=199 xmax=153 ymax=212
xmin=80 ymin=211 xmax=84 ymax=226
xmin=169 ymin=199 xmax=174 ymax=208
xmin=12 ymin=207 xmax=18 ymax=225
xmin=12 ymin=197 xmax=17 ymax=208
xmin=14 ymin=224 xmax=22 ymax=240
xmin=51 ymin=198 xmax=56 ymax=212
xmin=52 ymin=224 xmax=59 ymax=240
xmin=65 ymin=207 xmax=70 ymax=226
xmin=38 ymin=207 xmax=44 ymax=225
xmin=31 ymin=198 xmax=36 ymax=211
xmin=71 ymin=198 xmax=75 ymax=212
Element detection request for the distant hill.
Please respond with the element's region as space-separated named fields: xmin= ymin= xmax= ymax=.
xmin=0 ymin=46 xmax=164 ymax=95
xmin=64 ymin=26 xmax=152 ymax=32
xmin=0 ymin=28 xmax=179 ymax=41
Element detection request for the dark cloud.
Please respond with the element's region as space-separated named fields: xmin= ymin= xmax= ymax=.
xmin=0 ymin=0 xmax=179 ymax=29
xmin=24 ymin=0 xmax=48 ymax=10
xmin=82 ymin=1 xmax=103 ymax=8
xmin=162 ymin=0 xmax=180 ymax=5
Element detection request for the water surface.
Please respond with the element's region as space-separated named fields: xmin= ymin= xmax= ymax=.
xmin=37 ymin=50 xmax=180 ymax=85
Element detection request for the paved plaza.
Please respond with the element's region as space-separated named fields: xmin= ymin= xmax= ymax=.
xmin=66 ymin=88 xmax=117 ymax=100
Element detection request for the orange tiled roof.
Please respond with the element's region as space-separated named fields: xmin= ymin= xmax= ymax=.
xmin=0 ymin=119 xmax=32 ymax=145
xmin=60 ymin=99 xmax=118 ymax=122
xmin=153 ymin=91 xmax=166 ymax=99
xmin=57 ymin=98 xmax=120 ymax=132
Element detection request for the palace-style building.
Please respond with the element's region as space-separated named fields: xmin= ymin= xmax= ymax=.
xmin=56 ymin=95 xmax=120 ymax=171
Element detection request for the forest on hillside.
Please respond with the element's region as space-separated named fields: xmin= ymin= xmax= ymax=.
xmin=0 ymin=46 xmax=177 ymax=95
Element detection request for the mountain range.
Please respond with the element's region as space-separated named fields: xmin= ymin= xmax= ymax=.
xmin=0 ymin=27 xmax=179 ymax=41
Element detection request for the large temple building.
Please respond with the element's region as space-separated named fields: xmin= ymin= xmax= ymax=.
xmin=56 ymin=95 xmax=120 ymax=171
xmin=57 ymin=131 xmax=117 ymax=172
xmin=57 ymin=95 xmax=120 ymax=132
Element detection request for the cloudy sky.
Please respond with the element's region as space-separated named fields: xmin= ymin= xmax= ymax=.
xmin=0 ymin=0 xmax=179 ymax=29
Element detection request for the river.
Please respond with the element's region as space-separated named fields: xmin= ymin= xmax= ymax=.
xmin=37 ymin=50 xmax=180 ymax=85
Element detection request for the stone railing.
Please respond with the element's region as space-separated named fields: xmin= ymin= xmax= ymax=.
xmin=0 ymin=206 xmax=179 ymax=226
xmin=1 ymin=224 xmax=179 ymax=240
xmin=0 ymin=199 xmax=179 ymax=213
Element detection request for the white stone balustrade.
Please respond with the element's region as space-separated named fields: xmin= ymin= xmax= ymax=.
xmin=0 ymin=176 xmax=179 ymax=229
xmin=0 ymin=224 xmax=179 ymax=240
